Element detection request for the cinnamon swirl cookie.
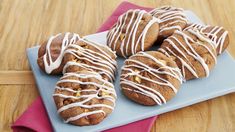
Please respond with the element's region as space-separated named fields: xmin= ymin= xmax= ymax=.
xmin=37 ymin=32 xmax=80 ymax=74
xmin=120 ymin=51 xmax=182 ymax=106
xmin=149 ymin=6 xmax=188 ymax=38
xmin=184 ymin=23 xmax=229 ymax=55
xmin=53 ymin=71 xmax=116 ymax=126
xmin=63 ymin=39 xmax=117 ymax=82
xmin=159 ymin=28 xmax=217 ymax=80
xmin=107 ymin=9 xmax=159 ymax=58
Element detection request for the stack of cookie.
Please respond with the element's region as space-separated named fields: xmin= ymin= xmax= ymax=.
xmin=107 ymin=6 xmax=229 ymax=105
xmin=36 ymin=5 xmax=230 ymax=126
xmin=37 ymin=33 xmax=117 ymax=126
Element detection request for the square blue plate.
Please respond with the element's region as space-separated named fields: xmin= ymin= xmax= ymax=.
xmin=27 ymin=11 xmax=235 ymax=132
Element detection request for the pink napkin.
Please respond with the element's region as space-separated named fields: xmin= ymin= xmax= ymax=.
xmin=12 ymin=1 xmax=157 ymax=132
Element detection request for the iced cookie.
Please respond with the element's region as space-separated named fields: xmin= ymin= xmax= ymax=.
xmin=37 ymin=32 xmax=80 ymax=74
xmin=107 ymin=9 xmax=159 ymax=58
xmin=150 ymin=6 xmax=188 ymax=38
xmin=53 ymin=71 xmax=116 ymax=126
xmin=184 ymin=23 xmax=229 ymax=55
xmin=159 ymin=29 xmax=217 ymax=80
xmin=63 ymin=39 xmax=117 ymax=82
xmin=120 ymin=51 xmax=182 ymax=106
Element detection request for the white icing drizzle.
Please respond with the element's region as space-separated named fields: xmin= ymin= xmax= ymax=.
xmin=160 ymin=29 xmax=217 ymax=79
xmin=63 ymin=39 xmax=117 ymax=82
xmin=184 ymin=23 xmax=205 ymax=31
xmin=107 ymin=9 xmax=159 ymax=57
xmin=184 ymin=23 xmax=229 ymax=54
xmin=120 ymin=52 xmax=182 ymax=105
xmin=43 ymin=32 xmax=80 ymax=74
xmin=53 ymin=72 xmax=116 ymax=123
xmin=149 ymin=6 xmax=188 ymax=34
xmin=65 ymin=110 xmax=105 ymax=123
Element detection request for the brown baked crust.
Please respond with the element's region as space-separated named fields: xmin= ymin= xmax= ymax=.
xmin=184 ymin=23 xmax=229 ymax=55
xmin=150 ymin=6 xmax=188 ymax=38
xmin=63 ymin=39 xmax=117 ymax=82
xmin=107 ymin=9 xmax=159 ymax=58
xmin=37 ymin=32 xmax=80 ymax=74
xmin=53 ymin=71 xmax=116 ymax=126
xmin=159 ymin=29 xmax=217 ymax=80
xmin=120 ymin=51 xmax=182 ymax=106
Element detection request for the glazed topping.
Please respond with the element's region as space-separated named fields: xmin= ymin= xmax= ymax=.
xmin=53 ymin=71 xmax=116 ymax=123
xmin=120 ymin=52 xmax=182 ymax=105
xmin=43 ymin=32 xmax=80 ymax=74
xmin=159 ymin=29 xmax=217 ymax=80
xmin=184 ymin=23 xmax=205 ymax=31
xmin=63 ymin=39 xmax=117 ymax=82
xmin=149 ymin=6 xmax=188 ymax=34
xmin=107 ymin=9 xmax=159 ymax=58
xmin=184 ymin=23 xmax=229 ymax=54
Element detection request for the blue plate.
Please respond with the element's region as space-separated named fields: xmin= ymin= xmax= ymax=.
xmin=27 ymin=11 xmax=235 ymax=132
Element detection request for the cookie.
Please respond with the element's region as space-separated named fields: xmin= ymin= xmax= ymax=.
xmin=63 ymin=39 xmax=117 ymax=82
xmin=53 ymin=71 xmax=116 ymax=126
xmin=37 ymin=32 xmax=80 ymax=74
xmin=120 ymin=51 xmax=182 ymax=106
xmin=159 ymin=28 xmax=217 ymax=80
xmin=184 ymin=23 xmax=229 ymax=55
xmin=149 ymin=6 xmax=188 ymax=38
xmin=107 ymin=9 xmax=159 ymax=58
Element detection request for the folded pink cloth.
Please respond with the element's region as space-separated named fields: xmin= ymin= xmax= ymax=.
xmin=12 ymin=1 xmax=157 ymax=132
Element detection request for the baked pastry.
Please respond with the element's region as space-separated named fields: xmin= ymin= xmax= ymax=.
xmin=184 ymin=23 xmax=229 ymax=55
xmin=53 ymin=71 xmax=116 ymax=126
xmin=107 ymin=9 xmax=159 ymax=58
xmin=149 ymin=6 xmax=188 ymax=38
xmin=159 ymin=28 xmax=217 ymax=80
xmin=120 ymin=51 xmax=182 ymax=106
xmin=37 ymin=32 xmax=80 ymax=74
xmin=63 ymin=39 xmax=117 ymax=82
